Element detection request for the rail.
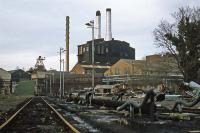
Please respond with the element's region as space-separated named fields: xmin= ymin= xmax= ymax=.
xmin=0 ymin=97 xmax=80 ymax=133
xmin=0 ymin=98 xmax=33 ymax=130
xmin=41 ymin=97 xmax=80 ymax=133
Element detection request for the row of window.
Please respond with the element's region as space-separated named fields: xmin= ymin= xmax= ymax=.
xmin=78 ymin=46 xmax=89 ymax=54
xmin=78 ymin=45 xmax=109 ymax=55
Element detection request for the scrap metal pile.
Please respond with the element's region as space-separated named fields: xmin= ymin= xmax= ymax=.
xmin=65 ymin=81 xmax=200 ymax=132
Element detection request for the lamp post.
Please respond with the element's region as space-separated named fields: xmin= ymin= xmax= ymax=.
xmin=85 ymin=20 xmax=95 ymax=102
xmin=59 ymin=47 xmax=65 ymax=100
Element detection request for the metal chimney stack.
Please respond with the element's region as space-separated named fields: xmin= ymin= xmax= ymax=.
xmin=65 ymin=16 xmax=70 ymax=72
xmin=96 ymin=10 xmax=101 ymax=39
xmin=105 ymin=8 xmax=112 ymax=41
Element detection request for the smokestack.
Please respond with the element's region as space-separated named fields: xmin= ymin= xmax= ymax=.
xmin=65 ymin=16 xmax=69 ymax=72
xmin=105 ymin=8 xmax=112 ymax=41
xmin=96 ymin=10 xmax=101 ymax=39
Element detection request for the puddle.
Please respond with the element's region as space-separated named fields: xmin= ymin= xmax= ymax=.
xmin=73 ymin=116 xmax=100 ymax=133
xmin=95 ymin=115 xmax=119 ymax=123
xmin=63 ymin=109 xmax=100 ymax=133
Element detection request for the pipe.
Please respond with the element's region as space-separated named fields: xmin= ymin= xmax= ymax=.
xmin=116 ymin=89 xmax=156 ymax=115
xmin=170 ymin=81 xmax=200 ymax=112
xmin=96 ymin=11 xmax=101 ymax=39
xmin=105 ymin=8 xmax=112 ymax=41
xmin=171 ymin=95 xmax=200 ymax=112
xmin=183 ymin=81 xmax=200 ymax=90
xmin=112 ymin=92 xmax=125 ymax=101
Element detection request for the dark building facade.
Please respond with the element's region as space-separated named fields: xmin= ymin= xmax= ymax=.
xmin=77 ymin=38 xmax=135 ymax=66
xmin=10 ymin=69 xmax=31 ymax=82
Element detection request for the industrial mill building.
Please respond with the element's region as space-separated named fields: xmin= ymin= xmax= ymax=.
xmin=72 ymin=8 xmax=135 ymax=75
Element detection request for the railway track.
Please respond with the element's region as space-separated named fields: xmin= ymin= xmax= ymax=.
xmin=51 ymin=97 xmax=200 ymax=133
xmin=0 ymin=97 xmax=80 ymax=133
xmin=1 ymin=96 xmax=199 ymax=133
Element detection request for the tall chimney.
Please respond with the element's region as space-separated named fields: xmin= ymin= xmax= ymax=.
xmin=96 ymin=10 xmax=101 ymax=39
xmin=65 ymin=16 xmax=70 ymax=72
xmin=105 ymin=8 xmax=112 ymax=41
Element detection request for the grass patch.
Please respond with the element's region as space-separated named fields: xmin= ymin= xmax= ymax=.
xmin=0 ymin=80 xmax=34 ymax=113
xmin=14 ymin=80 xmax=35 ymax=96
xmin=0 ymin=95 xmax=31 ymax=112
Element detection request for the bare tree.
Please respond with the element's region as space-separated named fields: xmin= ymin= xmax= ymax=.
xmin=154 ymin=7 xmax=200 ymax=82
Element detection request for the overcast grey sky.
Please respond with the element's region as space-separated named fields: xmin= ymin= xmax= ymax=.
xmin=0 ymin=0 xmax=198 ymax=71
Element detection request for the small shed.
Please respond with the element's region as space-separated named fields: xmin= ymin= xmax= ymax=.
xmin=0 ymin=68 xmax=11 ymax=94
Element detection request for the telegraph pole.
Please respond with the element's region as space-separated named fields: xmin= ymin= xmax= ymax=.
xmin=62 ymin=59 xmax=65 ymax=97
xmin=59 ymin=47 xmax=63 ymax=100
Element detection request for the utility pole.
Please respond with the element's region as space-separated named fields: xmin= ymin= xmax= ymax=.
xmin=59 ymin=48 xmax=65 ymax=100
xmin=62 ymin=59 xmax=65 ymax=98
xmin=91 ymin=21 xmax=95 ymax=95
xmin=59 ymin=47 xmax=63 ymax=100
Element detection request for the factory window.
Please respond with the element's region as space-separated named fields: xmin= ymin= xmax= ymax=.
xmin=115 ymin=67 xmax=119 ymax=75
xmin=78 ymin=46 xmax=82 ymax=54
xmin=86 ymin=46 xmax=89 ymax=52
xmin=124 ymin=68 xmax=127 ymax=75
xmin=83 ymin=47 xmax=85 ymax=52
xmin=128 ymin=67 xmax=130 ymax=74
xmin=98 ymin=45 xmax=101 ymax=54
xmin=105 ymin=47 xmax=109 ymax=53
xmin=101 ymin=46 xmax=104 ymax=54
xmin=124 ymin=67 xmax=130 ymax=75
xmin=115 ymin=67 xmax=117 ymax=75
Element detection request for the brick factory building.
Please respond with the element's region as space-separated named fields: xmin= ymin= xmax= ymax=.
xmin=71 ymin=9 xmax=135 ymax=75
xmin=71 ymin=39 xmax=135 ymax=75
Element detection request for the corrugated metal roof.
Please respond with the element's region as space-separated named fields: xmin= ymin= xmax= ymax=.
xmin=119 ymin=58 xmax=179 ymax=73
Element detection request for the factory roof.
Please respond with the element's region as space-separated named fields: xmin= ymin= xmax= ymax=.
xmin=71 ymin=63 xmax=111 ymax=76
xmin=81 ymin=64 xmax=110 ymax=69
xmin=79 ymin=38 xmax=132 ymax=48
xmin=111 ymin=58 xmax=180 ymax=73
